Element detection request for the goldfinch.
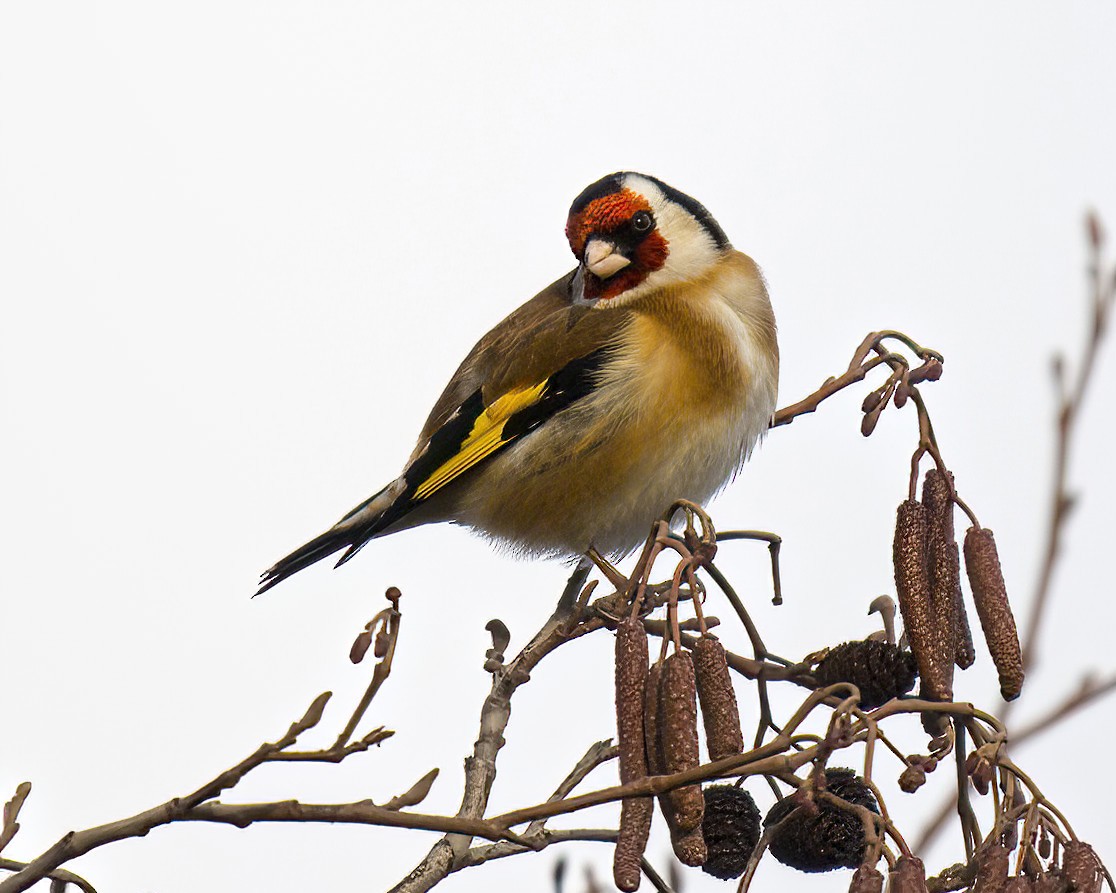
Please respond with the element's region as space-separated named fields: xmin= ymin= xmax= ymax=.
xmin=258 ymin=172 xmax=778 ymax=595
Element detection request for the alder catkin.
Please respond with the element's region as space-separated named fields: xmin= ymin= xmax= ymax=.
xmin=692 ymin=635 xmax=744 ymax=761
xmin=614 ymin=797 xmax=653 ymax=891
xmin=848 ymin=864 xmax=884 ymax=893
xmin=644 ymin=661 xmax=664 ymax=775
xmin=889 ymin=856 xmax=929 ymax=893
xmin=893 ymin=500 xmax=953 ymax=702
xmin=659 ymin=650 xmax=704 ymax=834
xmin=972 ymin=843 xmax=1009 ymax=893
xmin=643 ymin=659 xmax=679 ymax=831
xmin=670 ymin=823 xmax=708 ymax=867
xmin=963 ymin=527 xmax=1025 ymax=701
xmin=1063 ymin=841 xmax=1102 ymax=893
xmin=1035 ymin=871 xmax=1069 ymax=893
xmin=923 ymin=469 xmax=976 ymax=670
xmin=613 ymin=618 xmax=652 ymax=892
xmin=615 ymin=618 xmax=649 ymax=785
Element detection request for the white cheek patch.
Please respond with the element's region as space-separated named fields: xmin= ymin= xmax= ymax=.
xmin=656 ymin=203 xmax=720 ymax=278
xmin=620 ymin=173 xmax=721 ymax=284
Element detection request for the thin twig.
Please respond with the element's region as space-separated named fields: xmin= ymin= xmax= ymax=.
xmin=1016 ymin=215 xmax=1115 ymax=689
xmin=525 ymin=740 xmax=618 ymax=836
xmin=394 ymin=570 xmax=606 ymax=893
xmin=0 ymin=860 xmax=97 ymax=893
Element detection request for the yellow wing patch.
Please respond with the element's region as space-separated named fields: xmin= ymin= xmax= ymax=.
xmin=412 ymin=380 xmax=547 ymax=501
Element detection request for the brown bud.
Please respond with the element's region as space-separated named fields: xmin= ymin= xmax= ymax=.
xmin=920 ymin=358 xmax=943 ymax=381
xmin=849 ymin=864 xmax=884 ymax=893
xmin=892 ymin=375 xmax=910 ymax=406
xmin=964 ymin=528 xmax=1025 ymax=700
xmin=893 ymin=500 xmax=953 ymax=704
xmin=1063 ymin=841 xmax=1102 ymax=893
xmin=889 ymin=855 xmax=929 ymax=893
xmin=898 ymin=764 xmax=926 ymax=793
xmin=965 ymin=751 xmax=993 ymax=796
xmin=373 ymin=630 xmax=391 ymax=659
xmin=861 ymin=390 xmax=883 ymax=413
xmin=613 ymin=618 xmax=652 ymax=891
xmin=973 ymin=843 xmax=1009 ymax=893
xmin=692 ymin=636 xmax=744 ymax=761
xmin=861 ymin=409 xmax=881 ymax=437
xmin=659 ymin=650 xmax=704 ymax=833
xmin=923 ymin=469 xmax=976 ymax=670
xmin=349 ymin=629 xmax=373 ymax=664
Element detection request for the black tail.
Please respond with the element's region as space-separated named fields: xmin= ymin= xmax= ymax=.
xmin=255 ymin=526 xmax=360 ymax=596
xmin=256 ymin=482 xmax=407 ymax=596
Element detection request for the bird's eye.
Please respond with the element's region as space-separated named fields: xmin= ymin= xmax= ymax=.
xmin=631 ymin=211 xmax=653 ymax=233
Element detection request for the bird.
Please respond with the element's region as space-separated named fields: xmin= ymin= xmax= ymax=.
xmin=257 ymin=172 xmax=778 ymax=596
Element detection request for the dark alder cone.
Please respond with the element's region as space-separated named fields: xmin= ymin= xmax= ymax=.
xmin=972 ymin=843 xmax=1009 ymax=893
xmin=848 ymin=864 xmax=885 ymax=893
xmin=1063 ymin=841 xmax=1102 ymax=893
xmin=893 ymin=500 xmax=954 ymax=704
xmin=613 ymin=618 xmax=652 ymax=892
xmin=701 ymin=785 xmax=760 ymax=880
xmin=659 ymin=650 xmax=705 ymax=835
xmin=692 ymin=636 xmax=744 ymax=760
xmin=923 ymin=469 xmax=976 ymax=670
xmin=889 ymin=856 xmax=929 ymax=893
xmin=813 ymin=640 xmax=917 ymax=709
xmin=764 ymin=769 xmax=879 ymax=873
xmin=963 ymin=528 xmax=1025 ymax=700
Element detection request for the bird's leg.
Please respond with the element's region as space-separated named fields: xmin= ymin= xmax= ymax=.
xmin=585 ymin=546 xmax=629 ymax=592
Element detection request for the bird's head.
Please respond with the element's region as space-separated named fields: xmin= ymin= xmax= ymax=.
xmin=565 ymin=172 xmax=731 ymax=307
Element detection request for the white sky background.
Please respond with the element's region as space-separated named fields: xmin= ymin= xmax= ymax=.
xmin=2 ymin=3 xmax=1115 ymax=891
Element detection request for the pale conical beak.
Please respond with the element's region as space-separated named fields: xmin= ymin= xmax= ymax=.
xmin=584 ymin=238 xmax=631 ymax=279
